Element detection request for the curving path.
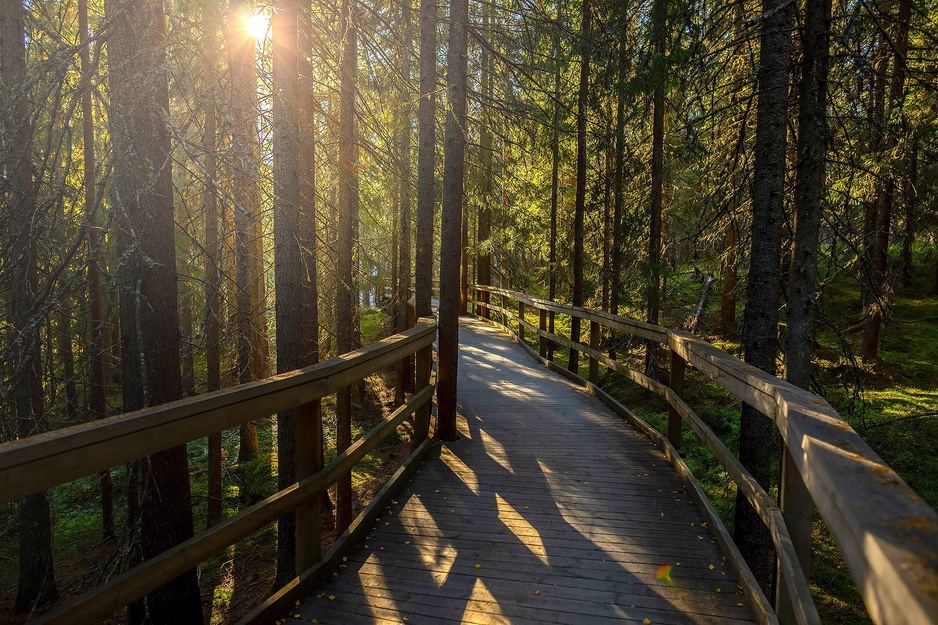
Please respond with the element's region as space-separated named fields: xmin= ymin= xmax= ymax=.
xmin=288 ymin=317 xmax=757 ymax=624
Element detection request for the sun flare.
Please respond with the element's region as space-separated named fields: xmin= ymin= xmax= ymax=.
xmin=245 ymin=11 xmax=269 ymax=40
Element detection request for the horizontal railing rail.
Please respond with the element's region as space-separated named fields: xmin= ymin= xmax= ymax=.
xmin=470 ymin=284 xmax=938 ymax=625
xmin=0 ymin=316 xmax=438 ymax=625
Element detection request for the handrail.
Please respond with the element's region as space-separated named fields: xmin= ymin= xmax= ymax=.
xmin=0 ymin=316 xmax=438 ymax=624
xmin=471 ymin=285 xmax=938 ymax=625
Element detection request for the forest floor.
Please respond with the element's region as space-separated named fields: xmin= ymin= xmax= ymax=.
xmin=0 ymin=308 xmax=414 ymax=625
xmin=516 ymin=246 xmax=938 ymax=625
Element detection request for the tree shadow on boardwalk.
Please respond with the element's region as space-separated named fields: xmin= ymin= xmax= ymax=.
xmin=291 ymin=318 xmax=755 ymax=625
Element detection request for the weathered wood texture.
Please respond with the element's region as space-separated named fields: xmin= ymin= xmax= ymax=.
xmin=290 ymin=318 xmax=756 ymax=624
xmin=473 ymin=285 xmax=938 ymax=625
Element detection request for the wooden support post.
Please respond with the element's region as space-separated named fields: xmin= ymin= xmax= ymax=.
xmin=296 ymin=399 xmax=323 ymax=571
xmin=414 ymin=340 xmax=433 ymax=441
xmin=777 ymin=443 xmax=813 ymax=625
xmin=668 ymin=350 xmax=685 ymax=450
xmin=589 ymin=320 xmax=600 ymax=383
xmin=547 ymin=311 xmax=555 ymax=362
xmin=539 ymin=309 xmax=547 ymax=357
xmin=518 ymin=301 xmax=525 ymax=343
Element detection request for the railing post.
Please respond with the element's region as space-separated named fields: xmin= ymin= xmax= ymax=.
xmin=589 ymin=320 xmax=600 ymax=384
xmin=538 ymin=309 xmax=547 ymax=357
xmin=547 ymin=311 xmax=555 ymax=362
xmin=296 ymin=399 xmax=323 ymax=571
xmin=777 ymin=443 xmax=812 ymax=625
xmin=518 ymin=300 xmax=525 ymax=343
xmin=667 ymin=350 xmax=685 ymax=450
xmin=414 ymin=338 xmax=433 ymax=441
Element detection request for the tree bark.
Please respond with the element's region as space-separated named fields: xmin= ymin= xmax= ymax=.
xmin=2 ymin=0 xmax=58 ymax=611
xmin=547 ymin=3 xmax=562 ymax=361
xmin=863 ymin=0 xmax=911 ymax=360
xmin=230 ymin=0 xmax=262 ymax=465
xmin=272 ymin=0 xmax=304 ymax=589
xmin=202 ymin=0 xmax=223 ymax=529
xmin=415 ymin=0 xmax=436 ymax=318
xmin=435 ymin=0 xmax=470 ymax=441
xmin=899 ymin=143 xmax=917 ymax=289
xmin=610 ymin=4 xmax=626 ymax=359
xmin=107 ymin=0 xmax=202 ymax=620
xmin=645 ymin=0 xmax=665 ymax=376
xmin=735 ymin=0 xmax=791 ymax=594
xmin=787 ymin=0 xmax=831 ymax=392
xmin=398 ymin=0 xmax=415 ymax=394
xmin=568 ymin=0 xmax=590 ymax=374
xmin=336 ymin=0 xmax=360 ymax=532
xmin=477 ymin=1 xmax=493 ymax=317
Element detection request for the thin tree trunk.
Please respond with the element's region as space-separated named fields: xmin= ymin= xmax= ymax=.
xmin=787 ymin=0 xmax=831 ymax=392
xmin=58 ymin=308 xmax=78 ymax=418
xmin=435 ymin=0 xmax=470 ymax=441
xmin=602 ymin=145 xmax=611 ymax=312
xmin=899 ymin=143 xmax=917 ymax=288
xmin=336 ymin=0 xmax=360 ymax=532
xmin=414 ymin=0 xmax=436 ymax=318
xmin=610 ymin=4 xmax=626 ymax=359
xmin=202 ymin=0 xmax=223 ymax=529
xmin=720 ymin=217 xmax=739 ymax=334
xmin=77 ymin=0 xmax=114 ymax=540
xmin=735 ymin=0 xmax=791 ymax=594
xmin=107 ymin=0 xmax=202 ymax=620
xmin=547 ymin=3 xmax=561 ymax=360
xmin=398 ymin=0 xmax=414 ymax=396
xmin=477 ymin=1 xmax=493 ymax=317
xmin=230 ymin=0 xmax=262 ymax=465
xmin=645 ymin=0 xmax=665 ymax=376
xmin=568 ymin=0 xmax=590 ymax=374
xmin=863 ymin=0 xmax=911 ymax=360
xmin=272 ymin=0 xmax=303 ymax=589
xmin=180 ymin=288 xmax=196 ymax=396
xmin=2 ymin=0 xmax=58 ymax=611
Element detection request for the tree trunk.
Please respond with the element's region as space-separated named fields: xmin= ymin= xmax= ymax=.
xmin=2 ymin=0 xmax=58 ymax=611
xmin=610 ymin=5 xmax=626 ymax=359
xmin=547 ymin=3 xmax=561 ymax=360
xmin=645 ymin=0 xmax=665 ymax=376
xmin=202 ymin=0 xmax=223 ymax=529
xmin=568 ymin=0 xmax=590 ymax=374
xmin=787 ymin=0 xmax=831 ymax=392
xmin=720 ymin=217 xmax=739 ymax=334
xmin=230 ymin=0 xmax=263 ymax=466
xmin=272 ymin=0 xmax=303 ymax=589
xmin=107 ymin=0 xmax=202 ymax=620
xmin=863 ymin=0 xmax=911 ymax=360
xmin=336 ymin=0 xmax=360 ymax=532
xmin=735 ymin=0 xmax=791 ymax=594
xmin=78 ymin=0 xmax=115 ymax=539
xmin=477 ymin=1 xmax=493 ymax=317
xmin=414 ymin=0 xmax=436 ymax=320
xmin=435 ymin=0 xmax=470 ymax=441
xmin=899 ymin=143 xmax=917 ymax=288
xmin=398 ymin=0 xmax=414 ymax=394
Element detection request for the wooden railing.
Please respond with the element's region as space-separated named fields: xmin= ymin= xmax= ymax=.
xmin=470 ymin=285 xmax=938 ymax=625
xmin=0 ymin=316 xmax=437 ymax=625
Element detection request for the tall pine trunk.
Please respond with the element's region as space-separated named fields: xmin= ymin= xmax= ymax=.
xmin=2 ymin=0 xmax=58 ymax=611
xmin=645 ymin=0 xmax=665 ymax=375
xmin=414 ymin=0 xmax=437 ymax=318
xmin=477 ymin=1 xmax=493 ymax=316
xmin=336 ymin=0 xmax=360 ymax=532
xmin=398 ymin=0 xmax=414 ymax=393
xmin=435 ymin=0 xmax=470 ymax=441
xmin=862 ymin=0 xmax=911 ymax=359
xmin=107 ymin=0 xmax=202 ymax=620
xmin=202 ymin=0 xmax=223 ymax=528
xmin=547 ymin=2 xmax=562 ymax=360
xmin=568 ymin=0 xmax=590 ymax=374
xmin=735 ymin=0 xmax=791 ymax=593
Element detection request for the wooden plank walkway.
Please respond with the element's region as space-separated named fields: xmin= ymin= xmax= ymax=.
xmin=288 ymin=317 xmax=757 ymax=624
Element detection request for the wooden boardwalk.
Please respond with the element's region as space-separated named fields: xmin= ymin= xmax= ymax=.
xmin=289 ymin=317 xmax=757 ymax=624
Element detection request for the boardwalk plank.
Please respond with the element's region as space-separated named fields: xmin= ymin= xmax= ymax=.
xmin=292 ymin=317 xmax=757 ymax=624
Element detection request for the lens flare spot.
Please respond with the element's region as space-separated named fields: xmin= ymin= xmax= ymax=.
xmin=656 ymin=564 xmax=673 ymax=583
